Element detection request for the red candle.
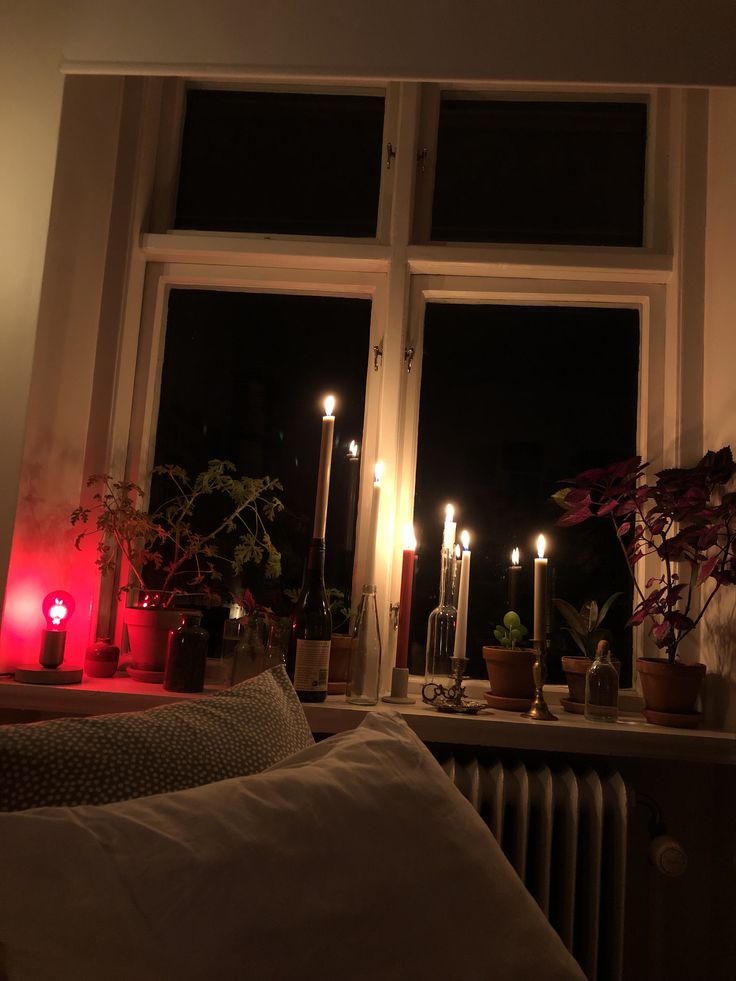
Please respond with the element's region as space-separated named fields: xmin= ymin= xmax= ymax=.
xmin=395 ymin=526 xmax=416 ymax=669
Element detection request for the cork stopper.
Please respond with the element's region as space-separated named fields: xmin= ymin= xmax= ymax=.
xmin=596 ymin=639 xmax=611 ymax=657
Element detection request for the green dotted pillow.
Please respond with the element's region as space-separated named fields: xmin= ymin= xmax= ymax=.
xmin=0 ymin=665 xmax=313 ymax=811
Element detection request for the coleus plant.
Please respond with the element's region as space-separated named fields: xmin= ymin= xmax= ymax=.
xmin=553 ymin=447 xmax=736 ymax=664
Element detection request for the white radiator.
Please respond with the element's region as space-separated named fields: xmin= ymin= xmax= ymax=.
xmin=438 ymin=752 xmax=628 ymax=981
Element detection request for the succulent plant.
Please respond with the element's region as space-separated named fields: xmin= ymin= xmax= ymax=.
xmin=493 ymin=610 xmax=529 ymax=649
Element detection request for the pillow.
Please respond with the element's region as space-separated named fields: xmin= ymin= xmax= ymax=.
xmin=0 ymin=665 xmax=313 ymax=810
xmin=0 ymin=711 xmax=584 ymax=981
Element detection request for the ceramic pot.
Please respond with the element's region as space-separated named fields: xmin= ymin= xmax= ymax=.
xmin=637 ymin=657 xmax=706 ymax=715
xmin=84 ymin=638 xmax=120 ymax=678
xmin=124 ymin=607 xmax=186 ymax=674
xmin=562 ymin=655 xmax=621 ymax=704
xmin=482 ymin=645 xmax=537 ymax=699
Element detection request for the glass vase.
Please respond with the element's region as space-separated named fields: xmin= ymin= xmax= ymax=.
xmin=424 ymin=545 xmax=457 ymax=682
xmin=346 ymin=585 xmax=382 ymax=705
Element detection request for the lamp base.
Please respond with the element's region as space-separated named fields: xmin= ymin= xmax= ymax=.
xmin=14 ymin=665 xmax=83 ymax=685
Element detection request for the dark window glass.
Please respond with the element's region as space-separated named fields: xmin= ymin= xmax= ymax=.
xmin=175 ymin=90 xmax=385 ymax=237
xmin=151 ymin=289 xmax=370 ymax=612
xmin=431 ymin=100 xmax=647 ymax=246
xmin=409 ymin=304 xmax=640 ymax=686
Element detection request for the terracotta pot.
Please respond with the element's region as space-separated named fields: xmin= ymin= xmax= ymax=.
xmin=84 ymin=638 xmax=120 ymax=678
xmin=124 ymin=607 xmax=186 ymax=673
xmin=562 ymin=655 xmax=621 ymax=704
xmin=482 ymin=646 xmax=537 ymax=699
xmin=637 ymin=657 xmax=706 ymax=715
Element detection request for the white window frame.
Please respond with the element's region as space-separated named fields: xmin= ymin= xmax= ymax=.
xmin=100 ymin=77 xmax=691 ymax=686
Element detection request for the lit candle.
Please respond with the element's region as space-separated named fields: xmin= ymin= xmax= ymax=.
xmin=343 ymin=439 xmax=360 ymax=552
xmin=395 ymin=524 xmax=416 ymax=670
xmin=312 ymin=395 xmax=335 ymax=540
xmin=364 ymin=461 xmax=384 ymax=586
xmin=442 ymin=503 xmax=456 ymax=549
xmin=507 ymin=547 xmax=521 ymax=613
xmin=533 ymin=535 xmax=548 ymax=644
xmin=454 ymin=531 xmax=471 ymax=660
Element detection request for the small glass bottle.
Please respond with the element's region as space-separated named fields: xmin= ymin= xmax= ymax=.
xmin=585 ymin=639 xmax=619 ymax=722
xmin=164 ymin=613 xmax=209 ymax=693
xmin=346 ymin=585 xmax=382 ymax=705
xmin=424 ymin=545 xmax=457 ymax=682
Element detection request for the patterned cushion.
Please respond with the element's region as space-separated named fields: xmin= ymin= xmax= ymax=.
xmin=0 ymin=665 xmax=313 ymax=811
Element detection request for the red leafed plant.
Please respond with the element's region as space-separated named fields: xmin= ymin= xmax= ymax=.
xmin=552 ymin=447 xmax=736 ymax=664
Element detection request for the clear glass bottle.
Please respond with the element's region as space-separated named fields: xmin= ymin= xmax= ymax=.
xmin=585 ymin=639 xmax=619 ymax=722
xmin=424 ymin=545 xmax=457 ymax=682
xmin=346 ymin=585 xmax=382 ymax=705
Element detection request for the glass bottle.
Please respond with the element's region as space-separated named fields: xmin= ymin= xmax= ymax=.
xmin=585 ymin=639 xmax=619 ymax=722
xmin=424 ymin=545 xmax=457 ymax=682
xmin=346 ymin=584 xmax=382 ymax=705
xmin=287 ymin=538 xmax=332 ymax=702
xmin=164 ymin=613 xmax=209 ymax=693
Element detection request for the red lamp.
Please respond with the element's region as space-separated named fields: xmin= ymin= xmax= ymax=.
xmin=40 ymin=590 xmax=76 ymax=667
xmin=14 ymin=589 xmax=83 ymax=685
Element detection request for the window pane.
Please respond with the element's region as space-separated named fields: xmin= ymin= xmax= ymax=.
xmin=175 ymin=90 xmax=385 ymax=237
xmin=151 ymin=289 xmax=370 ymax=611
xmin=430 ymin=99 xmax=647 ymax=246
xmin=409 ymin=304 xmax=639 ymax=686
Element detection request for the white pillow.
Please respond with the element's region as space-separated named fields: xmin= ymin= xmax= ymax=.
xmin=0 ymin=711 xmax=584 ymax=981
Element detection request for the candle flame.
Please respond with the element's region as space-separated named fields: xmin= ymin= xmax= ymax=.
xmin=374 ymin=460 xmax=385 ymax=483
xmin=404 ymin=524 xmax=417 ymax=550
xmin=324 ymin=395 xmax=335 ymax=417
xmin=444 ymin=503 xmax=454 ymax=522
xmin=461 ymin=529 xmax=470 ymax=550
xmin=349 ymin=440 xmax=358 ymax=457
xmin=537 ymin=534 xmax=546 ymax=559
xmin=511 ymin=547 xmax=520 ymax=566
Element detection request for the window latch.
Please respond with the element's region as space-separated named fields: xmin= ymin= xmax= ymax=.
xmin=373 ymin=344 xmax=383 ymax=371
xmin=417 ymin=148 xmax=429 ymax=174
xmin=385 ymin=143 xmax=396 ymax=169
xmin=404 ymin=346 xmax=415 ymax=373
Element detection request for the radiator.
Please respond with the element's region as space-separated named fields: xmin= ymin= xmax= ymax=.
xmin=437 ymin=751 xmax=628 ymax=981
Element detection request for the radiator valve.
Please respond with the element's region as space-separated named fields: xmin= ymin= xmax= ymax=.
xmin=649 ymin=835 xmax=687 ymax=877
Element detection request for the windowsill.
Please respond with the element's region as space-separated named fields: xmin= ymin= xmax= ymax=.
xmin=0 ymin=673 xmax=733 ymax=766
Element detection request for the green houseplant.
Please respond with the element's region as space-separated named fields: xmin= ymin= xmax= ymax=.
xmin=553 ymin=447 xmax=736 ymax=722
xmin=482 ymin=611 xmax=537 ymax=708
xmin=71 ymin=459 xmax=283 ymax=675
xmin=553 ymin=593 xmax=622 ymax=705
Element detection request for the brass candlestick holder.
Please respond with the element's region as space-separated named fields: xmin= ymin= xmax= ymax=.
xmin=421 ymin=656 xmax=486 ymax=715
xmin=521 ymin=639 xmax=558 ymax=721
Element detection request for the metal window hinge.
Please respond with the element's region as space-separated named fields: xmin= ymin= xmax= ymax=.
xmin=386 ymin=143 xmax=397 ymax=169
xmin=404 ymin=346 xmax=415 ymax=373
xmin=417 ymin=147 xmax=429 ymax=173
xmin=373 ymin=344 xmax=383 ymax=371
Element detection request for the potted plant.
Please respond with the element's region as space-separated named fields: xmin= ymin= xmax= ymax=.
xmin=482 ymin=611 xmax=537 ymax=709
xmin=553 ymin=593 xmax=622 ymax=705
xmin=71 ymin=459 xmax=283 ymax=677
xmin=553 ymin=447 xmax=736 ymax=725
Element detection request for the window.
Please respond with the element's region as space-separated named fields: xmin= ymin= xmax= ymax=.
xmin=111 ymin=80 xmax=671 ymax=682
xmin=408 ymin=302 xmax=640 ymax=685
xmin=429 ymin=97 xmax=648 ymax=245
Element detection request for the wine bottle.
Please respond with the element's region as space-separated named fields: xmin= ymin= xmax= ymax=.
xmin=287 ymin=538 xmax=332 ymax=702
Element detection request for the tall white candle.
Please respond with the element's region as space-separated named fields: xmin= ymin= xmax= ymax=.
xmin=312 ymin=395 xmax=335 ymax=539
xmin=442 ymin=503 xmax=456 ymax=549
xmin=454 ymin=530 xmax=471 ymax=659
xmin=364 ymin=461 xmax=383 ymax=586
xmin=533 ymin=534 xmax=548 ymax=643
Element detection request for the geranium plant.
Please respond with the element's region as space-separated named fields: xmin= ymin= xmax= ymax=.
xmin=553 ymin=447 xmax=736 ymax=664
xmin=71 ymin=459 xmax=283 ymax=606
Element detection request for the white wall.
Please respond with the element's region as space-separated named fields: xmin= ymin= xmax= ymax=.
xmin=702 ymin=89 xmax=736 ymax=729
xmin=2 ymin=0 xmax=736 ymax=681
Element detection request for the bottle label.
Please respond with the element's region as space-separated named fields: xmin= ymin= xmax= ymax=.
xmin=293 ymin=639 xmax=330 ymax=692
